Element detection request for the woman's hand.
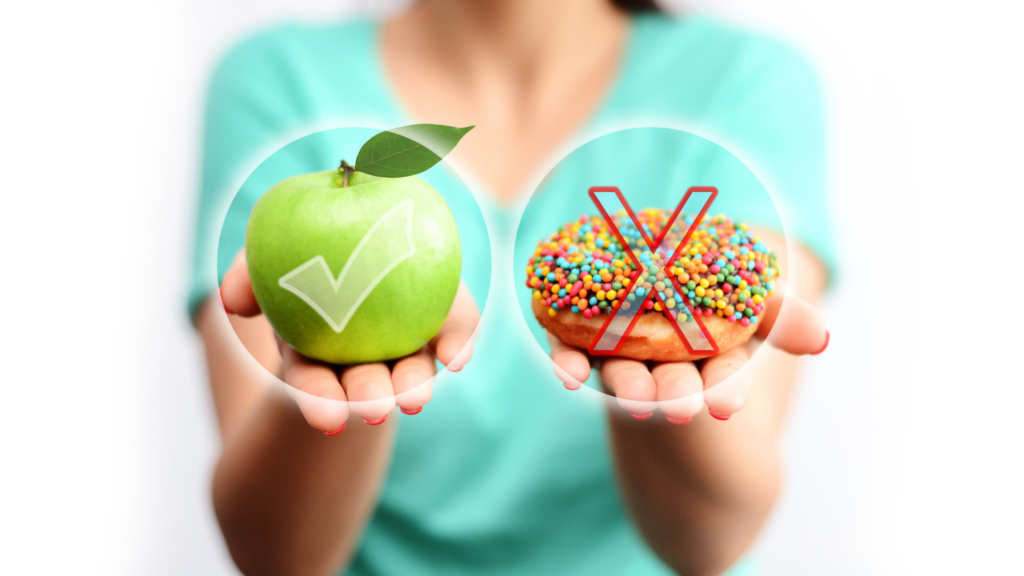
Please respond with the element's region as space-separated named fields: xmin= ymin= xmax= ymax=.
xmin=219 ymin=250 xmax=478 ymax=434
xmin=548 ymin=288 xmax=829 ymax=422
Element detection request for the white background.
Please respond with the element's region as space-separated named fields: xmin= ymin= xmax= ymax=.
xmin=1 ymin=0 xmax=1021 ymax=574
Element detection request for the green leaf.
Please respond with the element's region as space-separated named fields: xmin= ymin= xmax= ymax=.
xmin=354 ymin=124 xmax=474 ymax=178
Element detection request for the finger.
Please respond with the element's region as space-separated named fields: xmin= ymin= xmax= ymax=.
xmin=340 ymin=363 xmax=396 ymax=424
xmin=430 ymin=283 xmax=479 ymax=372
xmin=600 ymin=358 xmax=657 ymax=419
xmin=280 ymin=345 xmax=349 ymax=434
xmin=651 ymin=362 xmax=703 ymax=424
xmin=758 ymin=292 xmax=829 ymax=355
xmin=701 ymin=344 xmax=754 ymax=420
xmin=220 ymin=250 xmax=261 ymax=317
xmin=548 ymin=333 xmax=591 ymax=390
xmin=391 ymin=347 xmax=435 ymax=415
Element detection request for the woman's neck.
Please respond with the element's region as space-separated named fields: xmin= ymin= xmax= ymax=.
xmin=382 ymin=0 xmax=630 ymax=203
xmin=400 ymin=0 xmax=626 ymax=86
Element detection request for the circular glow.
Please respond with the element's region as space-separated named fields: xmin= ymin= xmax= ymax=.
xmin=215 ymin=127 xmax=490 ymax=407
xmin=512 ymin=127 xmax=789 ymax=411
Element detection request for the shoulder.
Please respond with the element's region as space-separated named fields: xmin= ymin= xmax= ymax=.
xmin=209 ymin=19 xmax=376 ymax=91
xmin=609 ymin=13 xmax=822 ymax=127
xmin=203 ymin=18 xmax=386 ymax=128
xmin=628 ymin=13 xmax=819 ymax=95
xmin=633 ymin=13 xmax=815 ymax=72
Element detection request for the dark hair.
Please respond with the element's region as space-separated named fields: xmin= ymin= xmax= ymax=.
xmin=611 ymin=0 xmax=662 ymax=12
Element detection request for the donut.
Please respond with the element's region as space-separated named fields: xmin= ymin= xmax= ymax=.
xmin=524 ymin=209 xmax=780 ymax=362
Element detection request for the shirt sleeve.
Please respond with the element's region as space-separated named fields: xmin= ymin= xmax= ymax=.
xmin=710 ymin=37 xmax=837 ymax=284
xmin=186 ymin=27 xmax=303 ymax=321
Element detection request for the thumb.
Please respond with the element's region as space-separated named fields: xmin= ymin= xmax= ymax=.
xmin=220 ymin=249 xmax=262 ymax=317
xmin=758 ymin=292 xmax=829 ymax=355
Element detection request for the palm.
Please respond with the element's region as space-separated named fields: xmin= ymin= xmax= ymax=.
xmin=221 ymin=250 xmax=479 ymax=433
xmin=548 ymin=288 xmax=828 ymax=422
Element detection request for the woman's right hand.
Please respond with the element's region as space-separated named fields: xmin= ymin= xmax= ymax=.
xmin=219 ymin=250 xmax=478 ymax=434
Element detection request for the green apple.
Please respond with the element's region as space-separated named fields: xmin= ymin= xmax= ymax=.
xmin=245 ymin=169 xmax=461 ymax=364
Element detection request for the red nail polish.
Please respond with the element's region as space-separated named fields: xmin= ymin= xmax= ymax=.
xmin=219 ymin=286 xmax=235 ymax=315
xmin=323 ymin=423 xmax=346 ymax=435
xmin=812 ymin=331 xmax=830 ymax=355
xmin=666 ymin=416 xmax=692 ymax=425
xmin=400 ymin=407 xmax=421 ymax=415
xmin=563 ymin=381 xmax=581 ymax=391
xmin=363 ymin=415 xmax=388 ymax=425
xmin=708 ymin=410 xmax=731 ymax=421
xmin=631 ymin=411 xmax=653 ymax=420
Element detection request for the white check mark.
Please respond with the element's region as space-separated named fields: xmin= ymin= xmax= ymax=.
xmin=278 ymin=199 xmax=416 ymax=333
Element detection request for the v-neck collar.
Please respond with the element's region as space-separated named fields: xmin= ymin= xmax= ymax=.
xmin=363 ymin=15 xmax=645 ymax=220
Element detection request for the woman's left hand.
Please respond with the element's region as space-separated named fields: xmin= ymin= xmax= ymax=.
xmin=547 ymin=289 xmax=829 ymax=422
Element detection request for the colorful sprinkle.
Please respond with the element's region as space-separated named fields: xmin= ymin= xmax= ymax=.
xmin=525 ymin=209 xmax=780 ymax=324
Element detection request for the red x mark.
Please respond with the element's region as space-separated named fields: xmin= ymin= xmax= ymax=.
xmin=587 ymin=186 xmax=721 ymax=357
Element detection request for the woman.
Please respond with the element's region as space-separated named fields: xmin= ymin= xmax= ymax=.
xmin=191 ymin=0 xmax=832 ymax=574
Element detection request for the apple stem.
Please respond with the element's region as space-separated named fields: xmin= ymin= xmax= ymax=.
xmin=339 ymin=160 xmax=355 ymax=187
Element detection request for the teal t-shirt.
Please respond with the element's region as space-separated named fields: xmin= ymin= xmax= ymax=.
xmin=190 ymin=14 xmax=832 ymax=576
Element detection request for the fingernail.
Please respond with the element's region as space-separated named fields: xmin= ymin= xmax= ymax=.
xmin=563 ymin=381 xmax=581 ymax=391
xmin=447 ymin=364 xmax=463 ymax=372
xmin=667 ymin=416 xmax=692 ymax=425
xmin=708 ymin=410 xmax=731 ymax=421
xmin=812 ymin=330 xmax=830 ymax=355
xmin=219 ymin=287 xmax=235 ymax=315
xmin=323 ymin=423 xmax=346 ymax=435
xmin=400 ymin=407 xmax=421 ymax=415
xmin=363 ymin=415 xmax=388 ymax=425
xmin=630 ymin=411 xmax=653 ymax=420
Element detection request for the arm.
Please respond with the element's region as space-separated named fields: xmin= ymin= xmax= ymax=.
xmin=198 ymin=254 xmax=478 ymax=576
xmin=610 ymin=238 xmax=827 ymax=575
xmin=551 ymin=234 xmax=828 ymax=575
